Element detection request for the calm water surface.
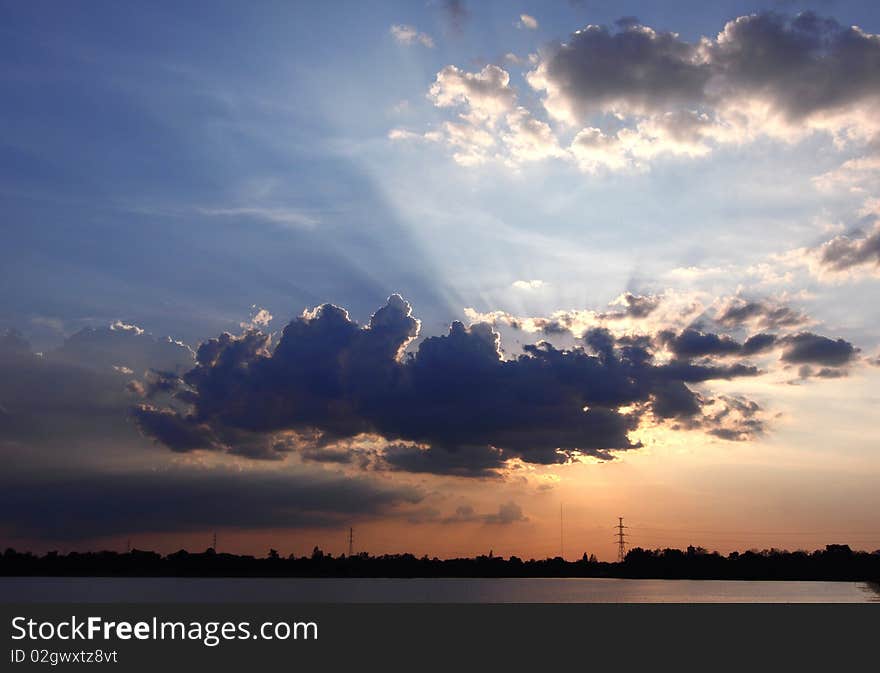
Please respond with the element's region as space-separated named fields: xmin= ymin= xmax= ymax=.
xmin=2 ymin=577 xmax=878 ymax=603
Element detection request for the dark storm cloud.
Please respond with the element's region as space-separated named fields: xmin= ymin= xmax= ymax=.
xmin=716 ymin=298 xmax=809 ymax=330
xmin=702 ymin=396 xmax=765 ymax=441
xmin=656 ymin=326 xmax=858 ymax=368
xmin=599 ymin=292 xmax=662 ymax=320
xmin=780 ymin=332 xmax=859 ymax=366
xmin=742 ymin=333 xmax=779 ymax=355
xmin=649 ymin=379 xmax=702 ymax=419
xmin=3 ymin=293 xmax=862 ymax=478
xmin=50 ymin=323 xmax=194 ymax=374
xmin=383 ymin=443 xmax=507 ymax=477
xmin=131 ymin=369 xmax=186 ymax=399
xmin=816 ymin=221 xmax=880 ymax=272
xmin=659 ymin=328 xmax=742 ymax=358
xmin=618 ymin=292 xmax=661 ymax=318
xmin=532 ymin=21 xmax=709 ymax=116
xmin=530 ymin=12 xmax=880 ymax=122
xmin=131 ymin=405 xmax=222 ymax=453
xmin=710 ymin=12 xmax=880 ymax=121
xmin=0 ymin=329 xmax=30 ymax=358
xmin=656 ymin=390 xmax=768 ymax=441
xmin=538 ymin=319 xmax=571 ymax=335
xmin=133 ymin=297 xmax=779 ymax=476
xmin=0 ymin=324 xmax=194 ymax=451
xmin=0 ymin=468 xmax=422 ymax=540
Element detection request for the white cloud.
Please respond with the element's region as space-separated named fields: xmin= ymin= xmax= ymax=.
xmin=517 ymin=14 xmax=538 ymax=30
xmin=390 ymin=24 xmax=435 ymax=48
xmin=569 ymin=127 xmax=630 ymax=173
xmin=428 ymin=65 xmax=517 ymax=124
xmin=240 ymin=307 xmax=274 ymax=331
xmin=812 ymin=155 xmax=880 ymax=194
xmin=402 ymin=14 xmax=880 ymax=176
xmin=511 ymin=279 xmax=546 ymax=290
xmin=389 ymin=128 xmax=434 ymax=142
xmin=502 ymin=108 xmax=568 ymax=163
xmin=466 ymin=289 xmax=705 ymax=339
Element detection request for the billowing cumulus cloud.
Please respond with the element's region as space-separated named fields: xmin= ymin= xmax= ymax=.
xmin=400 ymin=12 xmax=880 ymax=172
xmin=419 ymin=64 xmax=572 ymax=167
xmin=429 ymin=64 xmax=516 ymax=123
xmin=132 ymin=295 xmax=802 ymax=476
xmin=569 ymin=112 xmax=715 ymax=172
xmin=465 ymin=290 xmax=697 ymax=339
xmin=502 ymin=107 xmax=568 ymax=163
xmin=710 ymin=13 xmax=880 ymax=126
xmin=530 ymin=13 xmax=880 ymax=134
xmin=240 ymin=306 xmax=273 ymax=331
xmin=2 ymin=296 xmax=862 ymax=481
xmin=420 ymin=64 xmax=532 ymax=165
xmin=526 ymin=21 xmax=710 ymax=123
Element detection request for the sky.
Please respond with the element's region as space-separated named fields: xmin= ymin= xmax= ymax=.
xmin=1 ymin=0 xmax=880 ymax=561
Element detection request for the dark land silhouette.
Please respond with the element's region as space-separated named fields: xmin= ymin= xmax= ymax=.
xmin=2 ymin=544 xmax=879 ymax=581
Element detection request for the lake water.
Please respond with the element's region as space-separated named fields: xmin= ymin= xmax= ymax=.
xmin=2 ymin=577 xmax=878 ymax=603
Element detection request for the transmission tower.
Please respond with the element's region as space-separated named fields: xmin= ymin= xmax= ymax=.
xmin=348 ymin=527 xmax=354 ymax=557
xmin=615 ymin=517 xmax=627 ymax=563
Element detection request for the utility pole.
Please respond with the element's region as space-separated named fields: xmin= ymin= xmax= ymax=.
xmin=615 ymin=517 xmax=627 ymax=563
xmin=348 ymin=527 xmax=354 ymax=557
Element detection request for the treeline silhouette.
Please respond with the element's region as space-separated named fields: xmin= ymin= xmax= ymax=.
xmin=2 ymin=544 xmax=879 ymax=580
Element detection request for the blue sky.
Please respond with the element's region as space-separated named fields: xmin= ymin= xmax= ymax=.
xmin=2 ymin=0 xmax=877 ymax=347
xmin=2 ymin=1 xmax=880 ymax=557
